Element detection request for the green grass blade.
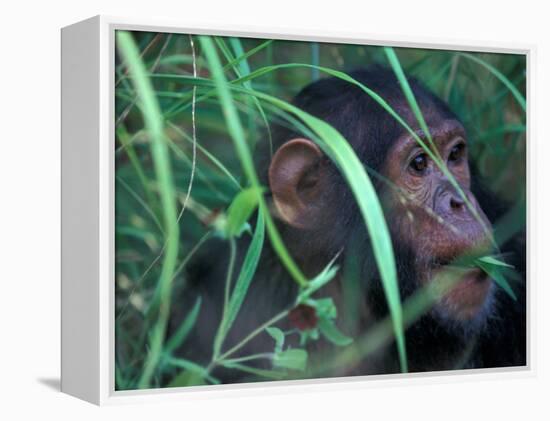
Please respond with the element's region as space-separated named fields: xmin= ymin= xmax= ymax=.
xmin=296 ymin=257 xmax=340 ymax=303
xmin=273 ymin=348 xmax=308 ymax=371
xmin=318 ymin=317 xmax=353 ymax=346
xmin=225 ymin=187 xmax=261 ymax=237
xmin=311 ymin=42 xmax=320 ymax=80
xmin=117 ymin=124 xmax=159 ymax=219
xmin=115 ymin=175 xmax=164 ymax=235
xmin=229 ymin=38 xmax=251 ymax=80
xmin=214 ymin=199 xmax=266 ymax=358
xmin=214 ymin=37 xmax=238 ymax=72
xmin=222 ymin=39 xmax=274 ymax=73
xmin=165 ymin=357 xmax=220 ymax=385
xmin=279 ymin=102 xmax=407 ymax=372
xmin=220 ymin=362 xmax=287 ymax=379
xmin=116 ymin=31 xmax=180 ymax=389
xmin=227 ymin=37 xmax=273 ymax=154
xmin=458 ymin=52 xmax=526 ymax=111
xmin=478 ymin=261 xmax=517 ymax=301
xmin=167 ymin=121 xmax=243 ymax=190
xmin=164 ymin=297 xmax=202 ymax=355
xmin=478 ymin=255 xmax=514 ymax=268
xmin=384 ymin=47 xmax=438 ymax=154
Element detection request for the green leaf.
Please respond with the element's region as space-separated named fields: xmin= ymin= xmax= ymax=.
xmin=167 ymin=370 xmax=207 ymax=388
xmin=478 ymin=261 xmax=517 ymax=301
xmin=164 ymin=297 xmax=202 ymax=355
xmin=165 ymin=357 xmax=220 ymax=385
xmin=310 ymin=297 xmax=337 ymax=320
xmin=297 ymin=255 xmax=340 ymax=303
xmin=225 ymin=187 xmax=261 ymax=237
xmin=228 ymin=38 xmax=251 ymax=81
xmin=477 ymin=255 xmax=515 ymax=269
xmin=213 ymin=210 xmax=265 ymax=357
xmin=299 ymin=328 xmax=320 ymax=346
xmin=384 ymin=47 xmax=438 ymax=153
xmin=310 ymin=328 xmax=319 ymax=340
xmin=222 ymin=39 xmax=274 ymax=73
xmin=318 ymin=317 xmax=353 ymax=347
xmin=273 ymin=348 xmax=308 ymax=371
xmin=266 ymin=326 xmax=285 ymax=353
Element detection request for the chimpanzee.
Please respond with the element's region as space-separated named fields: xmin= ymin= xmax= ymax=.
xmin=171 ymin=65 xmax=526 ymax=384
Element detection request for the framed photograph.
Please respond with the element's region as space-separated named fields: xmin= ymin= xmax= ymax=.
xmin=61 ymin=15 xmax=531 ymax=405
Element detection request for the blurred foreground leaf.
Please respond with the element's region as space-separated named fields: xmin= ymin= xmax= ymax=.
xmin=477 ymin=258 xmax=517 ymax=301
xmin=225 ymin=187 xmax=262 ymax=237
xmin=273 ymin=348 xmax=308 ymax=371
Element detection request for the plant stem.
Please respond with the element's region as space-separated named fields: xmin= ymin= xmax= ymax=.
xmin=215 ymin=310 xmax=288 ymax=363
xmin=222 ymin=353 xmax=275 ymax=364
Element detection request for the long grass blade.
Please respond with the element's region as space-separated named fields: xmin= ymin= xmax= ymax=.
xmin=213 ymin=210 xmax=265 ymax=358
xmin=116 ymin=31 xmax=180 ymax=389
xmin=164 ymin=297 xmax=202 ymax=354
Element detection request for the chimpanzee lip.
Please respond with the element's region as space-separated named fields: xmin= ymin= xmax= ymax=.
xmin=430 ymin=260 xmax=488 ymax=282
xmin=431 ymin=257 xmax=469 ymax=271
xmin=432 ymin=257 xmax=454 ymax=269
xmin=431 ymin=249 xmax=493 ymax=271
xmin=426 ymin=255 xmax=493 ymax=321
xmin=439 ymin=267 xmax=492 ymax=320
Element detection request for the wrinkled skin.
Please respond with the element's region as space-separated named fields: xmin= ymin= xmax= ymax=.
xmin=382 ymin=118 xmax=495 ymax=323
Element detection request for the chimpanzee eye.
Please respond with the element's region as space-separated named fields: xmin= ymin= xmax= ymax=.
xmin=448 ymin=143 xmax=465 ymax=162
xmin=410 ymin=153 xmax=428 ymax=174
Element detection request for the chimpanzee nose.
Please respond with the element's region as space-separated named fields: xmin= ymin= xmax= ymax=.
xmin=449 ymin=195 xmax=465 ymax=212
xmin=434 ymin=181 xmax=473 ymax=218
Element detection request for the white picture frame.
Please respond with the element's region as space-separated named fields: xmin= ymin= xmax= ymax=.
xmin=61 ymin=15 xmax=534 ymax=405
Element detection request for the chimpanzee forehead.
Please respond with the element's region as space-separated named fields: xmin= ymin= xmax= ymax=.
xmin=380 ymin=118 xmax=466 ymax=168
xmin=398 ymin=118 xmax=466 ymax=146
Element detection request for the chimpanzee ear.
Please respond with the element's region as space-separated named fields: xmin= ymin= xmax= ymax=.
xmin=268 ymin=138 xmax=325 ymax=229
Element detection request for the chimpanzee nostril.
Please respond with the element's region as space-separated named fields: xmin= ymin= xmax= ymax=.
xmin=450 ymin=196 xmax=465 ymax=211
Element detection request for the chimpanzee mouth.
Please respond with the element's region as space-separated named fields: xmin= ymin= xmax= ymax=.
xmin=431 ymin=252 xmax=485 ymax=271
xmin=428 ymin=259 xmax=493 ymax=321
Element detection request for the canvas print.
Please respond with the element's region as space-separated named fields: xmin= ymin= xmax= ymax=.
xmin=114 ymin=30 xmax=527 ymax=390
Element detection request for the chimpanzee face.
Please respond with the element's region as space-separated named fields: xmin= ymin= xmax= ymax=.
xmin=382 ymin=117 xmax=495 ymax=323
